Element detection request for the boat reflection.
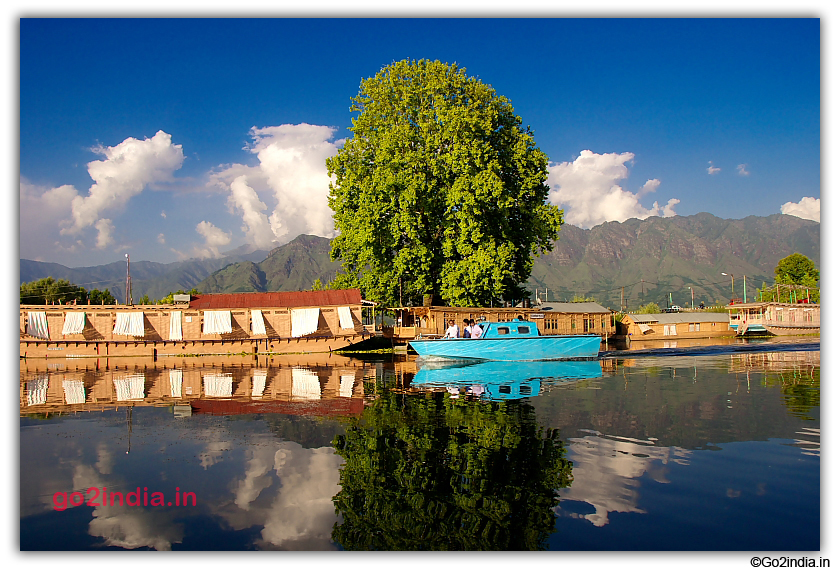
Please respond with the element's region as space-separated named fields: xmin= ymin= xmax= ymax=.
xmin=410 ymin=358 xmax=603 ymax=400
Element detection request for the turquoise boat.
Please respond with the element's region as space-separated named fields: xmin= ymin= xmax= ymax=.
xmin=408 ymin=319 xmax=601 ymax=361
xmin=411 ymin=359 xmax=603 ymax=401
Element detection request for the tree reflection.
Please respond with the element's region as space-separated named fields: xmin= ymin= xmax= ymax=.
xmin=331 ymin=388 xmax=573 ymax=550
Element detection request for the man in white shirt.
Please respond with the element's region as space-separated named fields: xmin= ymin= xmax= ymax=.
xmin=444 ymin=319 xmax=460 ymax=338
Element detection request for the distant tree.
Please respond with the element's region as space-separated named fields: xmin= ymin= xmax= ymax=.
xmin=774 ymin=253 xmax=819 ymax=286
xmin=156 ymin=288 xmax=200 ymax=304
xmin=137 ymin=294 xmax=152 ymax=305
xmin=637 ymin=302 xmax=661 ymax=314
xmin=327 ymin=59 xmax=564 ymax=308
xmin=20 ymin=277 xmax=87 ymax=305
xmin=311 ymin=278 xmax=324 ymax=291
xmin=571 ymin=295 xmax=599 ymax=303
xmin=88 ymin=288 xmax=116 ymax=305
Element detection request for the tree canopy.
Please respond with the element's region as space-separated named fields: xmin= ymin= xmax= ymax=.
xmin=20 ymin=277 xmax=115 ymax=305
xmin=327 ymin=59 xmax=564 ymax=307
xmin=774 ymin=253 xmax=819 ymax=286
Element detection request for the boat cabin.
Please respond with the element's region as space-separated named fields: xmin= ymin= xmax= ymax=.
xmin=481 ymin=320 xmax=541 ymax=338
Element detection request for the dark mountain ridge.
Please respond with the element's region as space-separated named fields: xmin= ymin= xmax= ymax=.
xmin=20 ymin=213 xmax=819 ymax=309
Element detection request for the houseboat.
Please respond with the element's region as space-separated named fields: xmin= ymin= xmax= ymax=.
xmin=620 ymin=312 xmax=734 ymax=341
xmin=20 ymin=289 xmax=374 ymax=359
xmin=725 ymin=301 xmax=820 ymax=336
xmin=386 ymin=302 xmax=615 ymax=343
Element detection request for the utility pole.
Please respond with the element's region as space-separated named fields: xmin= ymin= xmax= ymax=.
xmin=621 ymin=286 xmax=624 ymax=311
xmin=743 ymin=275 xmax=747 ymax=303
xmin=125 ymin=253 xmax=133 ymax=305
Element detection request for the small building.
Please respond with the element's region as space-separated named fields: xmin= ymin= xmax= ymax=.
xmin=621 ymin=312 xmax=734 ymax=341
xmin=725 ymin=301 xmax=820 ymax=336
xmin=385 ymin=302 xmax=615 ymax=343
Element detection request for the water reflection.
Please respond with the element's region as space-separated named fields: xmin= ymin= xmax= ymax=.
xmin=332 ymin=388 xmax=572 ymax=550
xmin=410 ymin=359 xmax=603 ymax=400
xmin=19 ymin=347 xmax=820 ymax=551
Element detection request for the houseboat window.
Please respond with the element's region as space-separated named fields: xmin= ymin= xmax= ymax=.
xmin=497 ymin=327 xmax=510 ymax=335
xmin=520 ymin=385 xmax=532 ymax=395
xmin=583 ymin=318 xmax=589 ymax=332
xmin=499 ymin=385 xmax=511 ymax=394
xmin=517 ymin=326 xmax=531 ymax=334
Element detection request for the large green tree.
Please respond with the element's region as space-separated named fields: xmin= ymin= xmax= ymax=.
xmin=774 ymin=253 xmax=819 ymax=286
xmin=327 ymin=59 xmax=564 ymax=307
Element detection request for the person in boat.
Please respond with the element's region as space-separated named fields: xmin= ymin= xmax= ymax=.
xmin=444 ymin=319 xmax=460 ymax=338
xmin=462 ymin=319 xmax=471 ymax=338
xmin=470 ymin=319 xmax=482 ymax=338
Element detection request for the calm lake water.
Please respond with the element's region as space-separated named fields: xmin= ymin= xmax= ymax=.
xmin=20 ymin=343 xmax=820 ymax=551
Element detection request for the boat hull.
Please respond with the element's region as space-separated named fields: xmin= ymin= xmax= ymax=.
xmin=408 ymin=334 xmax=601 ymax=361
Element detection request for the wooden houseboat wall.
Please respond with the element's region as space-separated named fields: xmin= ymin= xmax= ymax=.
xmin=20 ymin=289 xmax=371 ymax=358
xmin=620 ymin=312 xmax=735 ymax=341
xmin=726 ymin=302 xmax=820 ymax=336
xmin=385 ymin=302 xmax=615 ymax=343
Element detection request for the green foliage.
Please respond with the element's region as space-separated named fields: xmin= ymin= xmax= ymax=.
xmin=156 ymin=288 xmax=200 ymax=304
xmin=331 ymin=387 xmax=572 ymax=550
xmin=763 ymin=368 xmax=820 ymax=421
xmin=327 ymin=59 xmax=564 ymax=308
xmin=571 ymin=295 xmax=599 ymax=303
xmin=757 ymin=280 xmax=819 ymax=304
xmin=138 ymin=294 xmax=152 ymax=305
xmin=87 ymin=288 xmax=116 ymax=305
xmin=637 ymin=302 xmax=661 ymax=314
xmin=611 ymin=311 xmax=626 ymax=327
xmin=21 ymin=277 xmax=92 ymax=305
xmin=311 ymin=278 xmax=323 ymax=291
xmin=774 ymin=253 xmax=819 ymax=286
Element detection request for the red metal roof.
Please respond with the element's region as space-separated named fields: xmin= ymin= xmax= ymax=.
xmin=189 ymin=289 xmax=362 ymax=310
xmin=190 ymin=397 xmax=365 ymax=417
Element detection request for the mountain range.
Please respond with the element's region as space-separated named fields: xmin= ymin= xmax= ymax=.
xmin=20 ymin=213 xmax=819 ymax=310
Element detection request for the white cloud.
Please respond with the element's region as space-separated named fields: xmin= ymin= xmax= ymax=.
xmin=228 ymin=175 xmax=278 ymax=249
xmin=193 ymin=221 xmax=232 ymax=259
xmin=157 ymin=233 xmax=166 ymax=245
xmin=213 ymin=124 xmax=340 ymax=247
xmin=19 ymin=179 xmax=81 ymax=259
xmin=65 ymin=130 xmax=185 ymax=234
xmin=781 ymin=196 xmax=820 ymax=222
xmin=547 ymin=150 xmax=680 ymax=229
xmin=737 ymin=163 xmax=750 ymax=176
xmin=94 ymin=218 xmax=115 ymax=249
xmin=707 ymin=161 xmax=721 ymax=175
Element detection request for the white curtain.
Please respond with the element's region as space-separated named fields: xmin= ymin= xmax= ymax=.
xmin=251 ymin=370 xmax=267 ymax=397
xmin=61 ymin=312 xmax=86 ymax=335
xmin=338 ymin=306 xmax=355 ymax=330
xmin=114 ymin=374 xmax=146 ymax=401
xmin=26 ymin=311 xmax=50 ymax=340
xmin=169 ymin=311 xmax=183 ymax=340
xmin=114 ymin=312 xmax=145 ymax=337
xmin=63 ymin=380 xmax=85 ymax=404
xmin=203 ymin=311 xmax=232 ymax=335
xmin=251 ymin=310 xmax=266 ymax=336
xmin=291 ymin=308 xmax=320 ymax=338
xmin=203 ymin=373 xmax=233 ymax=397
xmin=340 ymin=374 xmax=355 ymax=398
xmin=169 ymin=369 xmax=183 ymax=398
xmin=27 ymin=376 xmax=49 ymax=406
xmin=292 ymin=368 xmax=321 ymax=400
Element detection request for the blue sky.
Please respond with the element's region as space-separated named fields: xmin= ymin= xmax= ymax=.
xmin=18 ymin=17 xmax=821 ymax=267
